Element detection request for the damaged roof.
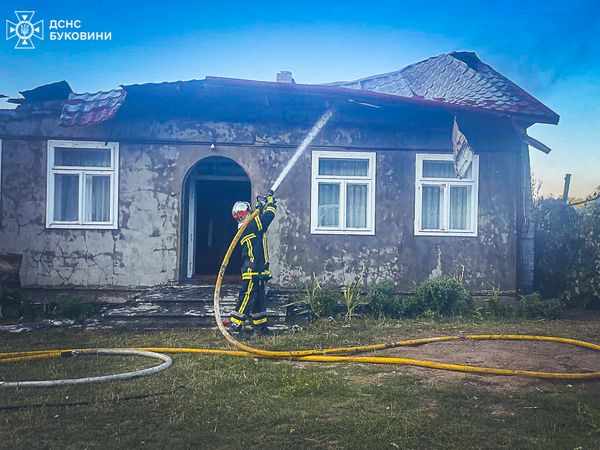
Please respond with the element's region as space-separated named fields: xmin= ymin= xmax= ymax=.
xmin=13 ymin=80 xmax=73 ymax=103
xmin=0 ymin=51 xmax=559 ymax=126
xmin=60 ymin=89 xmax=127 ymax=126
xmin=327 ymin=52 xmax=559 ymax=124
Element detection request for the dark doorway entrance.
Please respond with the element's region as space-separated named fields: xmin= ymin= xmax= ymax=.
xmin=183 ymin=157 xmax=251 ymax=279
xmin=194 ymin=178 xmax=250 ymax=275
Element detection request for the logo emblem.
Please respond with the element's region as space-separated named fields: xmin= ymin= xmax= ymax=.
xmin=6 ymin=11 xmax=44 ymax=49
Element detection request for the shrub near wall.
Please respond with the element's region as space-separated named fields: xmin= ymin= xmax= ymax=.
xmin=519 ymin=293 xmax=563 ymax=320
xmin=534 ymin=198 xmax=600 ymax=308
xmin=365 ymin=278 xmax=475 ymax=319
xmin=366 ymin=281 xmax=403 ymax=318
xmin=404 ymin=276 xmax=474 ymax=318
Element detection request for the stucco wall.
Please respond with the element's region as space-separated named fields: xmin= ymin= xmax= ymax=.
xmin=0 ymin=114 xmax=520 ymax=292
xmin=0 ymin=139 xmax=181 ymax=286
xmin=273 ymin=149 xmax=518 ymax=291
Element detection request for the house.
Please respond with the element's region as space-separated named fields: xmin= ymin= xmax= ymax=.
xmin=0 ymin=52 xmax=558 ymax=296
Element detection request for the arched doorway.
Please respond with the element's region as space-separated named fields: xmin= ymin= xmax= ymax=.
xmin=182 ymin=156 xmax=251 ymax=280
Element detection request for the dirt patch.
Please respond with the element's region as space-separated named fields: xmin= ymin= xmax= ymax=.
xmin=369 ymin=338 xmax=600 ymax=391
xmin=283 ymin=335 xmax=600 ymax=392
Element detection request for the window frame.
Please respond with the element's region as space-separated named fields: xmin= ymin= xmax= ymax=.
xmin=414 ymin=153 xmax=479 ymax=237
xmin=310 ymin=150 xmax=376 ymax=235
xmin=46 ymin=140 xmax=119 ymax=230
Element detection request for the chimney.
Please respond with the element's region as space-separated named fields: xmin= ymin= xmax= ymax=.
xmin=276 ymin=71 xmax=295 ymax=84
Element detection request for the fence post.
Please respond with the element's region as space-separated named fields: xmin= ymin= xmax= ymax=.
xmin=562 ymin=174 xmax=571 ymax=203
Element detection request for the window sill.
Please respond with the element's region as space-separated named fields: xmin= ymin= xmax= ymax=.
xmin=414 ymin=229 xmax=477 ymax=237
xmin=46 ymin=222 xmax=118 ymax=230
xmin=311 ymin=228 xmax=375 ymax=236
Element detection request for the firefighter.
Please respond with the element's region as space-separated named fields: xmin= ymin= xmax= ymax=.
xmin=229 ymin=190 xmax=277 ymax=337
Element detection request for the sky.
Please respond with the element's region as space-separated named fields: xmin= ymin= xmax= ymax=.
xmin=1 ymin=0 xmax=599 ymax=198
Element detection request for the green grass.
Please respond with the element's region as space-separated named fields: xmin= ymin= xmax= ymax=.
xmin=0 ymin=318 xmax=599 ymax=449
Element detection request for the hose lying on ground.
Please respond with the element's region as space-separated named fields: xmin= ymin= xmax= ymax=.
xmin=0 ymin=349 xmax=172 ymax=388
xmin=2 ymin=208 xmax=600 ymax=387
xmin=208 ymin=209 xmax=600 ymax=380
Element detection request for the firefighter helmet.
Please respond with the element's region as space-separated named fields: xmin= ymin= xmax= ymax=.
xmin=232 ymin=201 xmax=251 ymax=223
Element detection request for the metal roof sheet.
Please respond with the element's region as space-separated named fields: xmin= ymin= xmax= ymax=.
xmin=15 ymin=80 xmax=72 ymax=103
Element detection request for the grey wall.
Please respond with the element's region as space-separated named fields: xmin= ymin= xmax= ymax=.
xmin=274 ymin=149 xmax=518 ymax=292
xmin=0 ymin=114 xmax=520 ymax=292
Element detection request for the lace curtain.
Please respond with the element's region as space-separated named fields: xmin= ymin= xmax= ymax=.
xmin=421 ymin=185 xmax=471 ymax=230
xmin=346 ymin=184 xmax=367 ymax=228
xmin=318 ymin=183 xmax=340 ymax=227
xmin=53 ymin=148 xmax=112 ymax=222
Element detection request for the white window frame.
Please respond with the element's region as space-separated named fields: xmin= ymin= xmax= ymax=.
xmin=310 ymin=150 xmax=376 ymax=235
xmin=46 ymin=140 xmax=119 ymax=229
xmin=414 ymin=153 xmax=479 ymax=237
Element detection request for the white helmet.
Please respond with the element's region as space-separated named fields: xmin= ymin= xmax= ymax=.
xmin=232 ymin=201 xmax=251 ymax=223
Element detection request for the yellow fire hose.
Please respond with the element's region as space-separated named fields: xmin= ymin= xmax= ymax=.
xmin=1 ymin=207 xmax=600 ymax=386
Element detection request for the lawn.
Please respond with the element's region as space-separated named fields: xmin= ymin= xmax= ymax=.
xmin=1 ymin=317 xmax=600 ymax=449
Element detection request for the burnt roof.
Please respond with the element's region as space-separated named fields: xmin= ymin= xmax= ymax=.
xmin=11 ymin=80 xmax=72 ymax=104
xmin=1 ymin=52 xmax=559 ymax=126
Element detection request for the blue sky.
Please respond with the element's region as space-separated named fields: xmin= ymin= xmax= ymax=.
xmin=1 ymin=0 xmax=598 ymax=197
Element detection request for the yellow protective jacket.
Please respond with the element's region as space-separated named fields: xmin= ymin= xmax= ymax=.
xmin=240 ymin=199 xmax=277 ymax=279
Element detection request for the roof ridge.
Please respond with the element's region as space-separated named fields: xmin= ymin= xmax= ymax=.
xmin=325 ymin=54 xmax=445 ymax=87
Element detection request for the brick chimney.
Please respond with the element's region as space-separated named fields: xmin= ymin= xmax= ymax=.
xmin=276 ymin=71 xmax=295 ymax=84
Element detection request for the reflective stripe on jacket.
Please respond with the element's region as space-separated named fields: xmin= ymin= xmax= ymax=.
xmin=240 ymin=200 xmax=277 ymax=276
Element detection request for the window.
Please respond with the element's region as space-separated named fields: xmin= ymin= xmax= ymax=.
xmin=46 ymin=140 xmax=119 ymax=229
xmin=414 ymin=153 xmax=479 ymax=236
xmin=311 ymin=151 xmax=376 ymax=235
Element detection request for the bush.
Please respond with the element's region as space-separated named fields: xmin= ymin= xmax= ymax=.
xmin=289 ymin=274 xmax=339 ymax=320
xmin=53 ymin=293 xmax=100 ymax=320
xmin=519 ymin=292 xmax=563 ymax=320
xmin=311 ymin=288 xmax=339 ymax=319
xmin=366 ymin=281 xmax=402 ymax=318
xmin=404 ymin=276 xmax=474 ymax=318
xmin=0 ymin=287 xmax=101 ymax=322
xmin=534 ymin=198 xmax=600 ymax=309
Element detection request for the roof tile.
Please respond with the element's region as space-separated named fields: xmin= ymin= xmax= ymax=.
xmin=59 ymin=89 xmax=126 ymax=126
xmin=329 ymin=52 xmax=556 ymax=121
